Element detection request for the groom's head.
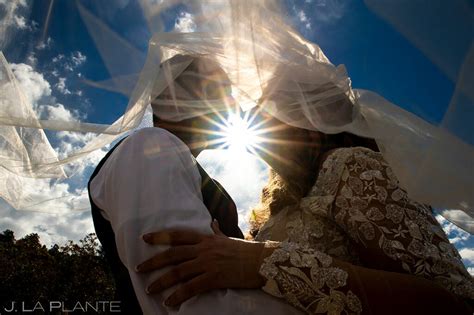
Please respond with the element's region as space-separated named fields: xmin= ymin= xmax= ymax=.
xmin=152 ymin=55 xmax=234 ymax=156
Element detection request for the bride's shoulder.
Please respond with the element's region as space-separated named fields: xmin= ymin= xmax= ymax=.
xmin=308 ymin=146 xmax=387 ymax=197
xmin=319 ymin=146 xmax=382 ymax=170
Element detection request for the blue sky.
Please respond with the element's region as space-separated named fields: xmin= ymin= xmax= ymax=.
xmin=1 ymin=0 xmax=473 ymax=272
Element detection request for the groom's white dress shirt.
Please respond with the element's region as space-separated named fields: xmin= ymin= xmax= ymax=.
xmin=90 ymin=127 xmax=301 ymax=314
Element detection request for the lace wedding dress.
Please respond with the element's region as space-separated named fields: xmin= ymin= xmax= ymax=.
xmin=257 ymin=147 xmax=474 ymax=314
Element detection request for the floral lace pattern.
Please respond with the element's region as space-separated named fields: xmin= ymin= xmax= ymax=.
xmin=256 ymin=206 xmax=360 ymax=266
xmin=315 ymin=147 xmax=474 ymax=300
xmin=258 ymin=147 xmax=473 ymax=314
xmin=260 ymin=242 xmax=362 ymax=315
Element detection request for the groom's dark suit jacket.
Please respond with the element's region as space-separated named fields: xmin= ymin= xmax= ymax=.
xmin=88 ymin=134 xmax=244 ymax=315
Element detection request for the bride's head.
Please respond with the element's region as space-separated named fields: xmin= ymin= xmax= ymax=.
xmin=248 ymin=86 xmax=378 ymax=237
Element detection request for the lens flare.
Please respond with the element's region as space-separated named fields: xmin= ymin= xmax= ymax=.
xmin=222 ymin=114 xmax=259 ymax=152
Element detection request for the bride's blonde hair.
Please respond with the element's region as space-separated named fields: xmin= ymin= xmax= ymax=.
xmin=248 ymin=131 xmax=378 ymax=239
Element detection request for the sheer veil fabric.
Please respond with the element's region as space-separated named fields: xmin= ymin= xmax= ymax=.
xmin=0 ymin=1 xmax=473 ymax=232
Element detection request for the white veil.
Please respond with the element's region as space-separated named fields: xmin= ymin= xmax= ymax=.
xmin=1 ymin=0 xmax=473 ymax=232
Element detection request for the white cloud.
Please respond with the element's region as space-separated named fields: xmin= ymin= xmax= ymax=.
xmin=71 ymin=51 xmax=87 ymax=66
xmin=0 ymin=0 xmax=30 ymax=49
xmin=197 ymin=149 xmax=269 ymax=233
xmin=291 ymin=0 xmax=349 ymax=32
xmin=36 ymin=36 xmax=52 ymax=50
xmin=312 ymin=0 xmax=349 ymax=23
xmin=12 ymin=59 xmax=95 ymax=129
xmin=436 ymin=214 xmax=472 ymax=245
xmin=0 ymin=199 xmax=95 ymax=247
xmin=10 ymin=62 xmax=51 ymax=106
xmin=449 ymin=235 xmax=470 ymax=244
xmin=52 ymin=52 xmax=87 ymax=72
xmin=467 ymin=267 xmax=474 ymax=276
xmin=26 ymin=52 xmax=37 ymax=67
xmin=37 ymin=103 xmax=78 ymax=121
xmin=13 ymin=14 xmax=27 ymax=29
xmin=55 ymin=77 xmax=72 ymax=95
xmin=297 ymin=10 xmax=311 ymax=30
xmin=52 ymin=54 xmax=65 ymax=63
xmin=50 ymin=130 xmax=110 ymax=177
xmin=174 ymin=12 xmax=196 ymax=33
xmin=459 ymin=248 xmax=474 ymax=265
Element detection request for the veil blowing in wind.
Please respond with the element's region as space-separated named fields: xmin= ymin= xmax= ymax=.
xmin=0 ymin=1 xmax=473 ymax=230
xmin=2 ymin=1 xmax=474 ymax=314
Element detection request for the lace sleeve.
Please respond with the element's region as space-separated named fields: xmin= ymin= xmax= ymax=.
xmin=259 ymin=241 xmax=363 ymax=314
xmin=322 ymin=148 xmax=474 ymax=299
xmin=259 ymin=240 xmax=473 ymax=315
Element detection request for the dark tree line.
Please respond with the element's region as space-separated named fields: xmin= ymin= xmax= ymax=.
xmin=0 ymin=230 xmax=116 ymax=313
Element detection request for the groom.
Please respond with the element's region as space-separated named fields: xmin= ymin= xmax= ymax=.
xmin=88 ymin=55 xmax=243 ymax=314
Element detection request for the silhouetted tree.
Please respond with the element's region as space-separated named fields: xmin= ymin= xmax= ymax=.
xmin=0 ymin=230 xmax=116 ymax=313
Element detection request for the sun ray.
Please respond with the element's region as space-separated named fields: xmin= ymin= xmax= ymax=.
xmin=188 ymin=137 xmax=228 ymax=152
xmin=200 ymin=111 xmax=232 ymax=131
xmin=245 ymin=104 xmax=267 ymax=127
xmin=253 ymin=137 xmax=315 ymax=147
xmin=251 ymin=142 xmax=294 ymax=167
xmin=251 ymin=122 xmax=292 ymax=136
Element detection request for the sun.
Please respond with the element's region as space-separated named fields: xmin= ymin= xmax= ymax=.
xmin=221 ymin=113 xmax=259 ymax=153
xmin=191 ymin=107 xmax=269 ymax=158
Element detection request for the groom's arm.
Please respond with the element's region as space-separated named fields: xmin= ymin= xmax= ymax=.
xmin=90 ymin=127 xmax=213 ymax=314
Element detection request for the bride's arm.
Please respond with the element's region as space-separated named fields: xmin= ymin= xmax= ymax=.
xmin=316 ymin=147 xmax=474 ymax=297
xmin=259 ymin=240 xmax=471 ymax=315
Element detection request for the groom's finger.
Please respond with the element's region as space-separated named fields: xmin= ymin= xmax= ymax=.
xmin=136 ymin=245 xmax=198 ymax=272
xmin=211 ymin=219 xmax=225 ymax=236
xmin=164 ymin=273 xmax=212 ymax=307
xmin=143 ymin=230 xmax=205 ymax=245
xmin=147 ymin=259 xmax=203 ymax=294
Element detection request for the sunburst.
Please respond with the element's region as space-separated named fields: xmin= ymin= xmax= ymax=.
xmin=221 ymin=113 xmax=260 ymax=153
xmin=181 ymin=103 xmax=282 ymax=165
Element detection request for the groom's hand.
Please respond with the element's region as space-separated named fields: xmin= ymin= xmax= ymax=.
xmin=135 ymin=220 xmax=275 ymax=307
